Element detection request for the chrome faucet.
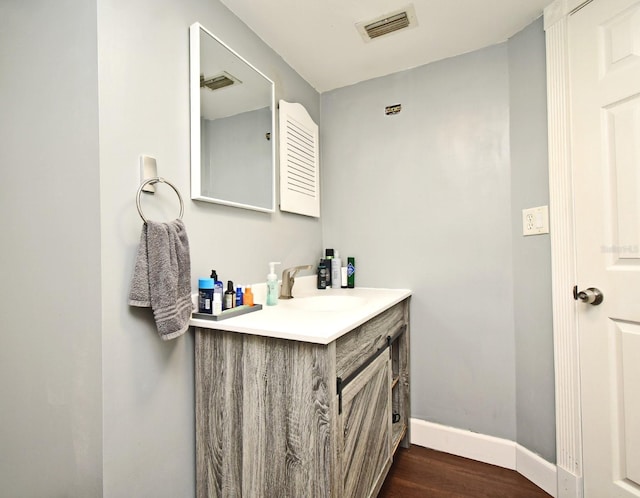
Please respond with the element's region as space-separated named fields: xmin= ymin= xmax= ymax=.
xmin=279 ymin=264 xmax=313 ymax=299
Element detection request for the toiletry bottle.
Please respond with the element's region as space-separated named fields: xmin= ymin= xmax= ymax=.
xmin=322 ymin=259 xmax=330 ymax=287
xmin=347 ymin=257 xmax=355 ymax=288
xmin=224 ymin=280 xmax=235 ymax=309
xmin=198 ymin=278 xmax=215 ymax=314
xmin=212 ymin=293 xmax=222 ymax=315
xmin=325 ymin=249 xmax=334 ymax=287
xmin=341 ymin=266 xmax=348 ymax=288
xmin=317 ymin=260 xmax=327 ymax=289
xmin=331 ymin=251 xmax=342 ymax=289
xmin=244 ymin=285 xmax=254 ymax=306
xmin=236 ymin=285 xmax=244 ymax=307
xmin=211 ymin=270 xmax=224 ymax=304
xmin=266 ymin=262 xmax=281 ymax=306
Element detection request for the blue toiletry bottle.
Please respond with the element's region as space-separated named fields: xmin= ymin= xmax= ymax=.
xmin=236 ymin=285 xmax=244 ymax=307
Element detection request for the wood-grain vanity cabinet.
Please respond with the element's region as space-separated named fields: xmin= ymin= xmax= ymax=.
xmin=195 ymin=298 xmax=410 ymax=498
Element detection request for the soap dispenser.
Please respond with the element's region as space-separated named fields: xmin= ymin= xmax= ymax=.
xmin=266 ymin=262 xmax=281 ymax=306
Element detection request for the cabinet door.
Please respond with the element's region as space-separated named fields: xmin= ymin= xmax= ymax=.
xmin=340 ymin=352 xmax=392 ymax=498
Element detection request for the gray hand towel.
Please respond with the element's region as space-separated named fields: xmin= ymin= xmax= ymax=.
xmin=129 ymin=219 xmax=193 ymax=340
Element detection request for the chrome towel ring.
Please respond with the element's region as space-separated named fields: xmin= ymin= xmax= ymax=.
xmin=136 ymin=177 xmax=184 ymax=224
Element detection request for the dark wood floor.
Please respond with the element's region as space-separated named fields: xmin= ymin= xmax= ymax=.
xmin=378 ymin=445 xmax=552 ymax=497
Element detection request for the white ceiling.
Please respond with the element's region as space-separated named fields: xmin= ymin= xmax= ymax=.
xmin=219 ymin=0 xmax=553 ymax=93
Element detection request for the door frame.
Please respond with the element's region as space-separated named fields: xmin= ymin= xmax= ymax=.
xmin=544 ymin=1 xmax=596 ymax=497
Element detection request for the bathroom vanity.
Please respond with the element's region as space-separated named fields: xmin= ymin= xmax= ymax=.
xmin=191 ymin=284 xmax=411 ymax=498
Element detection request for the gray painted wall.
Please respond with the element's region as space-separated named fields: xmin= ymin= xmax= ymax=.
xmin=320 ymin=19 xmax=555 ymax=459
xmin=509 ymin=18 xmax=555 ymax=462
xmin=1 ymin=0 xmax=320 ymax=496
xmin=0 ymin=0 xmax=103 ymax=496
xmin=1 ymin=3 xmax=554 ymax=495
xmin=97 ymin=0 xmax=320 ymax=496
xmin=321 ymin=44 xmax=517 ymax=441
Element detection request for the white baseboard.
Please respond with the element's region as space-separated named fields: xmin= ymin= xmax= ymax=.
xmin=410 ymin=418 xmax=517 ymax=469
xmin=410 ymin=418 xmax=558 ymax=497
xmin=517 ymin=443 xmax=557 ymax=496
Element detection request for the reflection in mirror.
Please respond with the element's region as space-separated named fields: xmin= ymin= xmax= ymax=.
xmin=190 ymin=23 xmax=275 ymax=212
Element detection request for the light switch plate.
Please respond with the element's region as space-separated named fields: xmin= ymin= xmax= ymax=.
xmin=140 ymin=155 xmax=157 ymax=193
xmin=522 ymin=205 xmax=549 ymax=236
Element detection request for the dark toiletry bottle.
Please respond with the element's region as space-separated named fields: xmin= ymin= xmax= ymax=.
xmin=347 ymin=257 xmax=355 ymax=288
xmin=317 ymin=261 xmax=328 ymax=289
xmin=224 ymin=280 xmax=235 ymax=309
xmin=325 ymin=249 xmax=334 ymax=287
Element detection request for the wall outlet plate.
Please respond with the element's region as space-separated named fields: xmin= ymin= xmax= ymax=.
xmin=522 ymin=205 xmax=549 ymax=236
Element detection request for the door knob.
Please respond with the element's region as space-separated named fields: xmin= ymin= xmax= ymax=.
xmin=573 ymin=285 xmax=603 ymax=305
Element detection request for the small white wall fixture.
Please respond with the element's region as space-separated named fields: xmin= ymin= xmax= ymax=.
xmin=279 ymin=100 xmax=320 ymax=217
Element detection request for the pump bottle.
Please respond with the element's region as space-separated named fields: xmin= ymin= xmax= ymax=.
xmin=224 ymin=280 xmax=235 ymax=309
xmin=211 ymin=270 xmax=223 ymax=304
xmin=266 ymin=262 xmax=281 ymax=306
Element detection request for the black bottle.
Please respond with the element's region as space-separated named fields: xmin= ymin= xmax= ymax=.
xmin=224 ymin=280 xmax=235 ymax=309
xmin=324 ymin=249 xmax=334 ymax=287
xmin=317 ymin=261 xmax=328 ymax=289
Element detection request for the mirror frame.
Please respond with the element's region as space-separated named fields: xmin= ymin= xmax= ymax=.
xmin=189 ymin=22 xmax=276 ymax=213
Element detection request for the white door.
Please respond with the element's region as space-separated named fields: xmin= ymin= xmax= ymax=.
xmin=570 ymin=0 xmax=640 ymax=496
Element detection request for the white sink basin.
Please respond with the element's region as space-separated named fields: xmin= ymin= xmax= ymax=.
xmin=287 ymin=295 xmax=366 ymax=312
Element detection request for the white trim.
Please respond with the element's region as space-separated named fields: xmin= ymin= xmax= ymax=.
xmin=557 ymin=465 xmax=584 ymax=498
xmin=410 ymin=419 xmax=516 ymax=469
xmin=543 ymin=3 xmax=584 ymax=497
xmin=188 ymin=22 xmax=277 ymax=213
xmin=410 ymin=419 xmax=558 ymax=497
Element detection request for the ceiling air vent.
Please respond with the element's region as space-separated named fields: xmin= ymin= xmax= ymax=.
xmin=200 ymin=71 xmax=241 ymax=91
xmin=356 ymin=5 xmax=418 ymax=42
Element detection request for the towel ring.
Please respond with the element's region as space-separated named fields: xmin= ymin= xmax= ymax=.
xmin=136 ymin=177 xmax=184 ymax=224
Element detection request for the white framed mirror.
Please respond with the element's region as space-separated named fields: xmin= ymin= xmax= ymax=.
xmin=189 ymin=22 xmax=276 ymax=212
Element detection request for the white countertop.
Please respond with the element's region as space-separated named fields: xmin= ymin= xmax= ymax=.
xmin=189 ymin=276 xmax=411 ymax=344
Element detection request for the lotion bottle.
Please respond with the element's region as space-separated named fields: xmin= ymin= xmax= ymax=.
xmin=266 ymin=262 xmax=280 ymax=306
xmin=331 ymin=251 xmax=342 ymax=289
xmin=212 ymin=293 xmax=222 ymax=316
xmin=211 ymin=270 xmax=224 ymax=304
